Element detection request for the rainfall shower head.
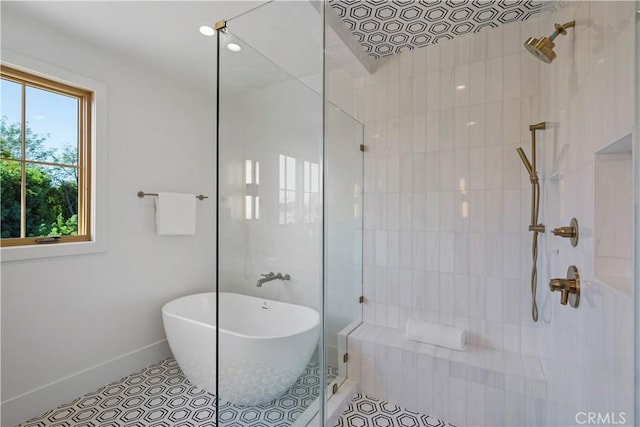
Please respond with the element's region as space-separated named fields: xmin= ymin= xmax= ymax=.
xmin=524 ymin=21 xmax=575 ymax=63
xmin=517 ymin=147 xmax=534 ymax=178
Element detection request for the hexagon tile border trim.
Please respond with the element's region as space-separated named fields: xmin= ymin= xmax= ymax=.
xmin=329 ymin=0 xmax=553 ymax=58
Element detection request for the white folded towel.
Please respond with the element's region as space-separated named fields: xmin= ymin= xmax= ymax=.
xmin=405 ymin=319 xmax=466 ymax=351
xmin=155 ymin=192 xmax=197 ymax=235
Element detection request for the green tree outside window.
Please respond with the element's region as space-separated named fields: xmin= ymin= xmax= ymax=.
xmin=1 ymin=116 xmax=79 ymax=239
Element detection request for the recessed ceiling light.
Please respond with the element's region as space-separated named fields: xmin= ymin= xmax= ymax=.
xmin=199 ymin=25 xmax=215 ymax=36
xmin=456 ymin=84 xmax=466 ymax=90
xmin=227 ymin=43 xmax=242 ymax=52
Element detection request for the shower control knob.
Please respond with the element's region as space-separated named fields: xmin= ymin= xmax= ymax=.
xmin=549 ymin=266 xmax=580 ymax=308
xmin=552 ymin=227 xmax=574 ymax=237
xmin=552 ymin=218 xmax=579 ymax=247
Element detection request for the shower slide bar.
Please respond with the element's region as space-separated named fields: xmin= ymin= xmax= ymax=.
xmin=137 ymin=191 xmax=209 ymax=200
xmin=517 ymin=122 xmax=547 ymax=322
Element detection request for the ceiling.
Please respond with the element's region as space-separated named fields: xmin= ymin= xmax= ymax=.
xmin=2 ymin=0 xmax=553 ymax=89
xmin=1 ymin=1 xmax=263 ymax=92
xmin=329 ymin=0 xmax=553 ymax=58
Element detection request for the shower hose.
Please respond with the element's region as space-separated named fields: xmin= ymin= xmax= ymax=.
xmin=530 ymin=177 xmax=541 ymax=322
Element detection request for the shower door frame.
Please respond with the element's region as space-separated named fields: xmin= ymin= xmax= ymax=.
xmin=634 ymin=0 xmax=640 ymax=423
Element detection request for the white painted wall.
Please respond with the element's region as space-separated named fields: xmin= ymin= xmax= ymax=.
xmin=1 ymin=8 xmax=216 ymax=425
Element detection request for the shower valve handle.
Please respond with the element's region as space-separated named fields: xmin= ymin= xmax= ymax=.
xmin=552 ymin=227 xmax=575 ymax=237
xmin=549 ymin=266 xmax=580 ymax=308
xmin=551 ymin=218 xmax=579 ymax=247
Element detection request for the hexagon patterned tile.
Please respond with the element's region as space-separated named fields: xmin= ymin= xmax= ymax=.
xmin=334 ymin=394 xmax=457 ymax=427
xmin=16 ymin=358 xmax=457 ymax=427
xmin=16 ymin=358 xmax=334 ymax=427
xmin=329 ymin=0 xmax=553 ymax=58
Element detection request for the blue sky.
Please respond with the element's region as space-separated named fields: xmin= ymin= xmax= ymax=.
xmin=1 ymin=78 xmax=78 ymax=160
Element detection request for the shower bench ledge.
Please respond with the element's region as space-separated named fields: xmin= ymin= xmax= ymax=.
xmin=345 ymin=322 xmax=547 ymax=425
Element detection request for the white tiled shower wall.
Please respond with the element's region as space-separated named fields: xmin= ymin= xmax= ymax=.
xmin=357 ymin=17 xmax=545 ymax=354
xmin=354 ymin=2 xmax=636 ymax=426
xmin=537 ymin=2 xmax=635 ymax=425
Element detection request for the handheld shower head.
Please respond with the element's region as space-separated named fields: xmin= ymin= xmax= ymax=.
xmin=524 ymin=21 xmax=575 ymax=63
xmin=517 ymin=147 xmax=535 ymax=178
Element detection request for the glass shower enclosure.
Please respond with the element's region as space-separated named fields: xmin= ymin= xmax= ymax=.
xmin=215 ymin=1 xmax=363 ymax=425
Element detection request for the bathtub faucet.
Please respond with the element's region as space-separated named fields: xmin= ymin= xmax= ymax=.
xmin=256 ymin=272 xmax=291 ymax=287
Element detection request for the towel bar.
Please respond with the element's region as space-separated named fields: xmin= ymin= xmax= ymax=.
xmin=137 ymin=191 xmax=208 ymax=201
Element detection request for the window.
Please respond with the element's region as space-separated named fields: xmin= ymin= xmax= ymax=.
xmin=245 ymin=159 xmax=260 ymax=220
xmin=278 ymin=154 xmax=320 ymax=225
xmin=1 ymin=65 xmax=92 ymax=247
xmin=279 ymin=154 xmax=297 ymax=225
xmin=302 ymin=160 xmax=319 ymax=224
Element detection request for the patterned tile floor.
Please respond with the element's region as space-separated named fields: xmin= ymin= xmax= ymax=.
xmin=334 ymin=394 xmax=456 ymax=427
xmin=16 ymin=359 xmax=454 ymax=427
xmin=17 ymin=358 xmax=333 ymax=427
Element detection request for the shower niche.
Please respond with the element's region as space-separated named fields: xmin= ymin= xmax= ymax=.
xmin=594 ymin=133 xmax=633 ymax=296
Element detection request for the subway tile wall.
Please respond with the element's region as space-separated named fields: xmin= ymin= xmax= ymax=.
xmin=354 ymin=1 xmax=636 ymax=425
xmin=357 ymin=17 xmax=545 ymax=355
xmin=347 ymin=323 xmax=547 ymax=426
xmin=537 ymin=2 xmax=635 ymax=425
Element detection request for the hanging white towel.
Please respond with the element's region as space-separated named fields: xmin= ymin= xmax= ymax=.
xmin=155 ymin=192 xmax=197 ymax=235
xmin=405 ymin=319 xmax=467 ymax=351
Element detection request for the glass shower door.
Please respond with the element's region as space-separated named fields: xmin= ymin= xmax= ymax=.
xmin=215 ymin=2 xmax=324 ymax=425
xmin=324 ymin=103 xmax=364 ymax=392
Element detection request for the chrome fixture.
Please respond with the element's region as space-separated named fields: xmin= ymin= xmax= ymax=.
xmin=552 ymin=217 xmax=579 ymax=247
xmin=549 ymin=265 xmax=580 ymax=307
xmin=524 ymin=20 xmax=576 ymax=63
xmin=256 ymin=272 xmax=291 ymax=287
xmin=517 ymin=122 xmax=547 ymax=322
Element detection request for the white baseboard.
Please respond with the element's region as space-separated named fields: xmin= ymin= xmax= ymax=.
xmin=1 ymin=340 xmax=171 ymax=427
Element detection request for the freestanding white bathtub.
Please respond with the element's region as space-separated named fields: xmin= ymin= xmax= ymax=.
xmin=162 ymin=292 xmax=320 ymax=406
